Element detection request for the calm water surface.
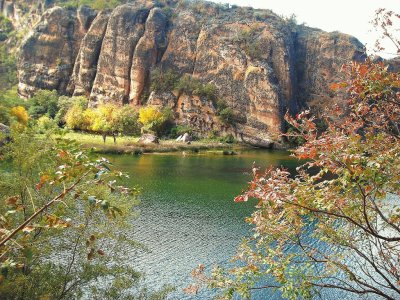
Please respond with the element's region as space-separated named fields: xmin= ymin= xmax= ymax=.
xmin=107 ymin=150 xmax=350 ymax=299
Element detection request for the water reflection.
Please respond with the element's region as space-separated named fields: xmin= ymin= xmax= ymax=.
xmin=106 ymin=150 xmax=343 ymax=299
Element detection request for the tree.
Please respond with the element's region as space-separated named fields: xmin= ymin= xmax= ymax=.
xmin=64 ymin=103 xmax=94 ymax=132
xmin=36 ymin=115 xmax=58 ymax=133
xmin=0 ymin=126 xmax=144 ymax=299
xmin=189 ymin=11 xmax=400 ymax=300
xmin=55 ymin=95 xmax=88 ymax=126
xmin=28 ymin=90 xmax=59 ymax=120
xmin=139 ymin=106 xmax=173 ymax=136
xmin=91 ymin=104 xmax=119 ymax=143
xmin=114 ymin=105 xmax=141 ymax=136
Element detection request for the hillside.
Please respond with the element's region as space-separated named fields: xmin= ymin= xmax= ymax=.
xmin=2 ymin=0 xmax=367 ymax=147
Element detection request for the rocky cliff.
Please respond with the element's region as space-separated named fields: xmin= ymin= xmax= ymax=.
xmin=9 ymin=0 xmax=366 ymax=147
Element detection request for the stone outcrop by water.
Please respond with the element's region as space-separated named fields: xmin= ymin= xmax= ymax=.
xmin=9 ymin=1 xmax=367 ymax=147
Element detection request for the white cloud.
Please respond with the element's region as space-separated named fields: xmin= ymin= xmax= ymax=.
xmin=211 ymin=0 xmax=400 ymax=58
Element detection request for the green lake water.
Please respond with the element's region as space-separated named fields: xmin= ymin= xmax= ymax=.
xmin=107 ymin=150 xmax=351 ymax=299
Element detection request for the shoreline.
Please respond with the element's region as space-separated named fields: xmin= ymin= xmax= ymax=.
xmin=59 ymin=132 xmax=257 ymax=155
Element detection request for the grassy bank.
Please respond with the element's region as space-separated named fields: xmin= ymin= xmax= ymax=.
xmin=59 ymin=132 xmax=253 ymax=154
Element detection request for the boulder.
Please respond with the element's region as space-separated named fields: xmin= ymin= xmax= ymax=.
xmin=139 ymin=133 xmax=159 ymax=144
xmin=0 ymin=123 xmax=10 ymax=134
xmin=182 ymin=133 xmax=192 ymax=143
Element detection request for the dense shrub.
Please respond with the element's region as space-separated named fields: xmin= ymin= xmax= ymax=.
xmin=150 ymin=68 xmax=180 ymax=93
xmin=28 ymin=90 xmax=59 ymax=119
xmin=213 ymin=100 xmax=238 ymax=125
xmin=64 ymin=103 xmax=93 ymax=131
xmin=55 ymin=95 xmax=88 ymax=126
xmin=0 ymin=16 xmax=13 ymax=41
xmin=114 ymin=105 xmax=141 ymax=136
xmin=0 ymin=45 xmax=17 ymax=90
xmin=139 ymin=106 xmax=173 ymax=136
xmin=36 ymin=115 xmax=58 ymax=133
xmin=218 ymin=107 xmax=235 ymax=124
xmin=0 ymin=87 xmax=26 ymax=125
xmin=175 ymin=75 xmax=217 ymax=100
xmin=170 ymin=125 xmax=193 ymax=138
xmin=10 ymin=106 xmax=29 ymax=126
xmin=235 ymin=26 xmax=264 ymax=60
xmin=54 ymin=0 xmax=124 ymax=9
xmin=221 ymin=133 xmax=235 ymax=143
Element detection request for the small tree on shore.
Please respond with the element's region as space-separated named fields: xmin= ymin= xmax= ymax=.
xmin=139 ymin=106 xmax=173 ymax=136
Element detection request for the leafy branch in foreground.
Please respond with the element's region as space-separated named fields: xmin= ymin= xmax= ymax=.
xmin=187 ymin=32 xmax=400 ymax=300
xmin=0 ymin=125 xmax=168 ymax=299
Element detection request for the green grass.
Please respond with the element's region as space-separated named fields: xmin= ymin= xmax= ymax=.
xmin=59 ymin=132 xmax=252 ymax=155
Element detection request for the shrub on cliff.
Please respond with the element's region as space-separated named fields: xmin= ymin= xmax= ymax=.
xmin=55 ymin=0 xmax=124 ymax=10
xmin=0 ymin=16 xmax=13 ymax=41
xmin=175 ymin=75 xmax=217 ymax=101
xmin=218 ymin=107 xmax=235 ymax=124
xmin=150 ymin=68 xmax=180 ymax=93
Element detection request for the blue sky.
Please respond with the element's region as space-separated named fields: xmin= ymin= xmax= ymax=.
xmin=211 ymin=0 xmax=400 ymax=58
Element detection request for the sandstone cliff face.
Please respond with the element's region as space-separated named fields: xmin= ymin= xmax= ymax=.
xmin=12 ymin=1 xmax=366 ymax=147
xmin=18 ymin=6 xmax=96 ymax=97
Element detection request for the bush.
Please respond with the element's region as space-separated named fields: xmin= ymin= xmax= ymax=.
xmin=10 ymin=106 xmax=29 ymax=126
xmin=218 ymin=107 xmax=235 ymax=124
xmin=55 ymin=95 xmax=88 ymax=126
xmin=235 ymin=26 xmax=263 ymax=60
xmin=0 ymin=87 xmax=25 ymax=125
xmin=55 ymin=0 xmax=124 ymax=10
xmin=0 ymin=126 xmax=147 ymax=299
xmin=170 ymin=125 xmax=193 ymax=138
xmin=0 ymin=45 xmax=17 ymax=90
xmin=65 ymin=104 xmax=93 ymax=131
xmin=150 ymin=68 xmax=180 ymax=93
xmin=175 ymin=75 xmax=217 ymax=100
xmin=36 ymin=115 xmax=57 ymax=133
xmin=28 ymin=90 xmax=59 ymax=119
xmin=207 ymin=129 xmax=219 ymax=139
xmin=0 ymin=16 xmax=13 ymax=41
xmin=221 ymin=133 xmax=235 ymax=144
xmin=139 ymin=106 xmax=173 ymax=136
xmin=215 ymin=99 xmax=227 ymax=113
xmin=114 ymin=106 xmax=141 ymax=136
